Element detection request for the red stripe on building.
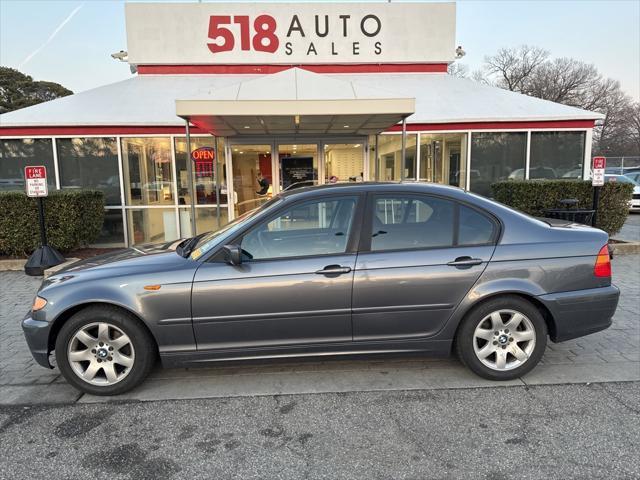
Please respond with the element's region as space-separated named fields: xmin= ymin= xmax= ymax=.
xmin=387 ymin=120 xmax=596 ymax=131
xmin=0 ymin=119 xmax=596 ymax=137
xmin=136 ymin=63 xmax=449 ymax=75
xmin=0 ymin=126 xmax=209 ymax=136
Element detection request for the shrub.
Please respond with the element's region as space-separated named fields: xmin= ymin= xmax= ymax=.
xmin=0 ymin=190 xmax=104 ymax=257
xmin=490 ymin=180 xmax=633 ymax=237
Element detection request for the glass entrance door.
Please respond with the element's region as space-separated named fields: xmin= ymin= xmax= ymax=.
xmin=278 ymin=144 xmax=319 ymax=191
xmin=323 ymin=142 xmax=365 ymax=183
xmin=230 ymin=144 xmax=273 ymax=217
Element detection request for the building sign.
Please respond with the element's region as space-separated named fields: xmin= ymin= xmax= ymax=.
xmin=191 ymin=146 xmax=215 ymax=179
xmin=125 ymin=2 xmax=456 ymax=65
xmin=592 ymin=156 xmax=606 ymax=187
xmin=24 ymin=166 xmax=48 ymax=197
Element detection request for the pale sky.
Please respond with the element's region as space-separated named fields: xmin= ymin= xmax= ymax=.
xmin=1 ymin=0 xmax=639 ymax=100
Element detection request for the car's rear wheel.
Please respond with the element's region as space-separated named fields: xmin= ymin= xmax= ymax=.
xmin=55 ymin=306 xmax=156 ymax=395
xmin=456 ymin=296 xmax=547 ymax=380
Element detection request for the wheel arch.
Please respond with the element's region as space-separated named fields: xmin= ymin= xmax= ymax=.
xmin=451 ymin=290 xmax=557 ymax=351
xmin=47 ymin=302 xmax=159 ymax=356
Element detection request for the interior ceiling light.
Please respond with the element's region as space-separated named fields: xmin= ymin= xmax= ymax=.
xmin=244 ymin=126 xmax=251 ymax=129
xmin=343 ymin=125 xmax=350 ymax=128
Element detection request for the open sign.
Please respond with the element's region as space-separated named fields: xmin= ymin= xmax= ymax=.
xmin=191 ymin=147 xmax=216 ymax=179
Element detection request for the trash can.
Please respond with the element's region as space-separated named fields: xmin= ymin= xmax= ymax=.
xmin=543 ymin=198 xmax=595 ymax=225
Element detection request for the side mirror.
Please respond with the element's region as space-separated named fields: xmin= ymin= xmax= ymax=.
xmin=222 ymin=244 xmax=242 ymax=266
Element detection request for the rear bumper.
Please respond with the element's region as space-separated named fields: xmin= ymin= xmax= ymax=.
xmin=538 ymin=285 xmax=620 ymax=342
xmin=21 ymin=314 xmax=53 ymax=368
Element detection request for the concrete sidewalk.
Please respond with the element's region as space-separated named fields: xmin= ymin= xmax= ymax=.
xmin=1 ymin=255 xmax=638 ymax=405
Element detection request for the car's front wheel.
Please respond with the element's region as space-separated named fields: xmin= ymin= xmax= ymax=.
xmin=55 ymin=306 xmax=156 ymax=395
xmin=456 ymin=296 xmax=547 ymax=380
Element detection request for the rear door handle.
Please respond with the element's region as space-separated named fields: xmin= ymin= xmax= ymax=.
xmin=315 ymin=265 xmax=352 ymax=275
xmin=447 ymin=256 xmax=483 ymax=267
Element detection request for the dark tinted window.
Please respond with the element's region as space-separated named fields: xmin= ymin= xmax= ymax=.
xmin=242 ymin=196 xmax=357 ymax=260
xmin=459 ymin=205 xmax=496 ymax=245
xmin=371 ymin=196 xmax=455 ymax=251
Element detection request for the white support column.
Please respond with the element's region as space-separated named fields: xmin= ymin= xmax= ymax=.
xmin=525 ymin=131 xmax=531 ymax=180
xmin=51 ymin=138 xmax=60 ymax=189
xmin=169 ymin=135 xmax=181 ymax=237
xmin=415 ymin=134 xmax=421 ymax=182
xmin=225 ymin=141 xmax=235 ymax=221
xmin=465 ymin=131 xmax=472 ymax=191
xmin=363 ymin=139 xmax=370 ymax=181
xmin=116 ymin=136 xmax=129 ymax=247
xmin=583 ymin=129 xmax=593 ymax=180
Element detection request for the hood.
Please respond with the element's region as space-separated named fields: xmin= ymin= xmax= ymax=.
xmin=55 ymin=239 xmax=187 ymax=276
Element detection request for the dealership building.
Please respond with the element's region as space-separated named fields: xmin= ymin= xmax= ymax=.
xmin=0 ymin=2 xmax=604 ymax=247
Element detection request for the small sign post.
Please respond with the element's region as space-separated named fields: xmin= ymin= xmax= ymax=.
xmin=591 ymin=157 xmax=606 ymax=228
xmin=24 ymin=166 xmax=65 ymax=276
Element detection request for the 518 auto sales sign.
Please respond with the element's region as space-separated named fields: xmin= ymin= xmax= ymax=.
xmin=125 ymin=2 xmax=456 ymax=65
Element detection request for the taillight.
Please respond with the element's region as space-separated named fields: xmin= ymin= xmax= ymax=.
xmin=594 ymin=244 xmax=611 ymax=278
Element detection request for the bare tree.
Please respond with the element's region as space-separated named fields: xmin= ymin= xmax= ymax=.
xmin=479 ymin=46 xmax=638 ymax=156
xmin=447 ymin=63 xmax=469 ymax=78
xmin=483 ymin=45 xmax=549 ymax=92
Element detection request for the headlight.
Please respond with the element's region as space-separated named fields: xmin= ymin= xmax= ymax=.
xmin=32 ymin=296 xmax=47 ymax=311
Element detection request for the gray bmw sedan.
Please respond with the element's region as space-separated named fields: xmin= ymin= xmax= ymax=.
xmin=22 ymin=183 xmax=619 ymax=395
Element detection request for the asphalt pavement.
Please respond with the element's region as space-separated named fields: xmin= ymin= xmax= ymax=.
xmin=1 ymin=382 xmax=638 ymax=480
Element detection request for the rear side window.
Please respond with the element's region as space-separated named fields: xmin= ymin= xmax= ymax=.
xmin=371 ymin=196 xmax=455 ymax=251
xmin=368 ymin=194 xmax=497 ymax=252
xmin=458 ymin=205 xmax=496 ymax=246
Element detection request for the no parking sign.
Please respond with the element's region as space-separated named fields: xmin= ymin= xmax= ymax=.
xmin=24 ymin=166 xmax=48 ymax=197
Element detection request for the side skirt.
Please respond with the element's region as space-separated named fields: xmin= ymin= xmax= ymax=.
xmin=160 ymin=339 xmax=452 ymax=368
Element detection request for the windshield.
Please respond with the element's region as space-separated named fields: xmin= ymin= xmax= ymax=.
xmin=189 ymin=197 xmax=283 ymax=260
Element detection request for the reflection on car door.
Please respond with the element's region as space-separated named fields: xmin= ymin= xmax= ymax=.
xmin=352 ymin=194 xmax=498 ymax=341
xmin=191 ymin=195 xmax=362 ymax=350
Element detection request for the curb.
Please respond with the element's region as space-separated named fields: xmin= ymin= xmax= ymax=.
xmin=610 ymin=242 xmax=640 ymax=255
xmin=0 ymin=258 xmax=27 ymax=271
xmin=0 ymin=258 xmax=80 ymax=274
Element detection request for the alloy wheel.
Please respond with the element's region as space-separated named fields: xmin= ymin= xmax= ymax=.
xmin=67 ymin=322 xmax=135 ymax=386
xmin=472 ymin=309 xmax=536 ymax=371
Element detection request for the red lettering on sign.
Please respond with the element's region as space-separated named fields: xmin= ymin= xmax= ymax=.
xmin=207 ymin=15 xmax=278 ymax=54
xmin=593 ymin=157 xmax=606 ymax=169
xmin=25 ymin=166 xmax=46 ymax=179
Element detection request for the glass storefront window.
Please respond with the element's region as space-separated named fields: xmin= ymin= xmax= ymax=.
xmin=0 ymin=138 xmax=55 ymax=191
xmin=470 ymin=132 xmax=527 ymax=197
xmin=126 ymin=208 xmax=178 ymax=245
xmin=179 ymin=207 xmax=230 ymax=237
xmin=530 ymin=132 xmax=585 ymax=180
xmin=324 ymin=143 xmax=364 ymax=183
xmin=376 ymin=134 xmax=418 ymax=181
xmin=96 ymin=209 xmax=125 ymax=246
xmin=57 ymin=137 xmax=120 ymax=205
xmin=175 ymin=137 xmax=226 ymax=205
xmin=419 ymin=133 xmax=468 ymax=189
xmin=121 ymin=137 xmax=173 ymax=206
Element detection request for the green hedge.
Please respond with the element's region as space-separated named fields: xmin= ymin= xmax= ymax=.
xmin=0 ymin=190 xmax=105 ymax=257
xmin=490 ymin=180 xmax=633 ymax=236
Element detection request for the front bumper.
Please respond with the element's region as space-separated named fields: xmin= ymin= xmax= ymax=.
xmin=538 ymin=285 xmax=620 ymax=342
xmin=22 ymin=313 xmax=54 ymax=368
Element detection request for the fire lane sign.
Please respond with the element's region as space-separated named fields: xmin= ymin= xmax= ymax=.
xmin=592 ymin=156 xmax=606 ymax=187
xmin=25 ymin=166 xmax=48 ymax=197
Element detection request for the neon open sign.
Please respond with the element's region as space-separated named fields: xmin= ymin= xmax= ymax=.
xmin=191 ymin=147 xmax=215 ymax=178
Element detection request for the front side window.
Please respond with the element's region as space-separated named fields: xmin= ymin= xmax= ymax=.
xmin=241 ymin=196 xmax=358 ymax=260
xmin=371 ymin=195 xmax=455 ymax=251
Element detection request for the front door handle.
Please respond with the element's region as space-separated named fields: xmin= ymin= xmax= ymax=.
xmin=447 ymin=256 xmax=483 ymax=267
xmin=315 ymin=265 xmax=352 ymax=275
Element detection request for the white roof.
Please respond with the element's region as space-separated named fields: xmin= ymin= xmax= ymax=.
xmin=0 ymin=71 xmax=604 ymax=129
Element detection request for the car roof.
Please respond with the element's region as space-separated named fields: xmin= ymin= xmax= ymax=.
xmin=277 ymin=181 xmax=467 ymax=200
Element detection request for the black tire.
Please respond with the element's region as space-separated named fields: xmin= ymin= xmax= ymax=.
xmin=455 ymin=295 xmax=547 ymax=381
xmin=55 ymin=305 xmax=157 ymax=395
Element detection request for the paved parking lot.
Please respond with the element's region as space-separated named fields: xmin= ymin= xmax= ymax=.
xmin=1 ymin=254 xmax=639 ymax=404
